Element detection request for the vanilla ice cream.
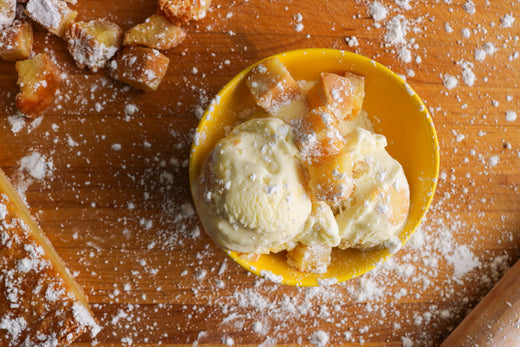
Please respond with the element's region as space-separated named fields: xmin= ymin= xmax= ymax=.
xmin=334 ymin=127 xmax=410 ymax=249
xmin=193 ymin=117 xmax=315 ymax=254
xmin=194 ymin=117 xmax=409 ymax=256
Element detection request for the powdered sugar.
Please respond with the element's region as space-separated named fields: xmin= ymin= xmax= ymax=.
xmin=505 ymin=110 xmax=517 ymax=122
xmin=462 ymin=1 xmax=476 ymax=15
xmin=0 ymin=316 xmax=27 ymax=343
xmin=445 ymin=245 xmax=480 ymax=278
xmin=460 ymin=61 xmax=476 ymax=87
xmin=309 ymin=330 xmax=329 ymax=346
xmin=369 ymin=1 xmax=387 ymax=22
xmin=345 ymin=36 xmax=359 ymax=47
xmin=500 ymin=13 xmax=515 ymax=28
xmin=384 ymin=15 xmax=408 ymax=45
xmin=442 ymin=74 xmax=458 ymax=90
xmin=72 ymin=302 xmax=101 ymax=337
xmin=20 ymin=152 xmax=52 ymax=179
xmin=25 ymin=0 xmax=72 ymax=33
xmin=7 ymin=115 xmax=25 ymax=134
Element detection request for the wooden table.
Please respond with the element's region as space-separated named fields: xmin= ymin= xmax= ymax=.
xmin=1 ymin=0 xmax=519 ymax=345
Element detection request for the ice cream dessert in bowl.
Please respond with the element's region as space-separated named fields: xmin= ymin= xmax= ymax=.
xmin=189 ymin=49 xmax=439 ymax=286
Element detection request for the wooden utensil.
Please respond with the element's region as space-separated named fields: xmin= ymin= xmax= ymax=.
xmin=441 ymin=259 xmax=520 ymax=346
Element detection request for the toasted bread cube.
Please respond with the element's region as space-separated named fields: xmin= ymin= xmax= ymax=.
xmin=0 ymin=20 xmax=33 ymax=61
xmin=246 ymin=57 xmax=307 ymax=123
xmin=344 ymin=72 xmax=365 ymax=117
xmin=306 ymin=72 xmax=365 ymax=121
xmin=305 ymin=148 xmax=354 ymax=202
xmin=292 ymin=106 xmax=354 ymax=202
xmin=108 ymin=45 xmax=169 ymax=92
xmin=25 ymin=0 xmax=77 ymax=38
xmin=292 ymin=107 xmax=345 ymax=159
xmin=0 ymin=0 xmax=16 ymax=27
xmin=15 ymin=53 xmax=60 ymax=117
xmin=267 ymin=97 xmax=308 ymax=123
xmin=159 ymin=0 xmax=211 ymax=25
xmin=286 ymin=243 xmax=331 ymax=274
xmin=246 ymin=56 xmax=303 ymax=113
xmin=123 ymin=14 xmax=186 ymax=51
xmin=66 ymin=20 xmax=123 ymax=72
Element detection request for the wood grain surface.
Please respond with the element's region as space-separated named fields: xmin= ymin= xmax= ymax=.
xmin=1 ymin=0 xmax=519 ymax=345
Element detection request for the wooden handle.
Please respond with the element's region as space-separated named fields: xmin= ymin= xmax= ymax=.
xmin=441 ymin=259 xmax=520 ymax=346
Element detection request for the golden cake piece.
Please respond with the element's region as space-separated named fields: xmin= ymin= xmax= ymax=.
xmin=15 ymin=53 xmax=61 ymax=118
xmin=159 ymin=0 xmax=211 ymax=24
xmin=25 ymin=0 xmax=77 ymax=38
xmin=123 ymin=14 xmax=186 ymax=51
xmin=0 ymin=0 xmax=16 ymax=27
xmin=292 ymin=106 xmax=345 ymax=159
xmin=0 ymin=168 xmax=100 ymax=346
xmin=305 ymin=149 xmax=354 ymax=203
xmin=291 ymin=106 xmax=355 ymax=202
xmin=246 ymin=56 xmax=304 ymax=121
xmin=108 ymin=45 xmax=170 ymax=92
xmin=0 ymin=20 xmax=33 ymax=61
xmin=286 ymin=243 xmax=331 ymax=274
xmin=306 ymin=72 xmax=365 ymax=121
xmin=66 ymin=19 xmax=123 ymax=72
xmin=344 ymin=72 xmax=365 ymax=117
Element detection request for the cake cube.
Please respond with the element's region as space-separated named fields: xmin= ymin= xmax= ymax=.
xmin=305 ymin=148 xmax=354 ymax=202
xmin=15 ymin=53 xmax=60 ymax=117
xmin=0 ymin=0 xmax=16 ymax=27
xmin=123 ymin=14 xmax=186 ymax=51
xmin=25 ymin=0 xmax=77 ymax=38
xmin=246 ymin=56 xmax=303 ymax=114
xmin=66 ymin=19 xmax=123 ymax=72
xmin=286 ymin=243 xmax=331 ymax=274
xmin=344 ymin=72 xmax=365 ymax=117
xmin=159 ymin=0 xmax=211 ymax=24
xmin=108 ymin=45 xmax=169 ymax=92
xmin=306 ymin=72 xmax=365 ymax=121
xmin=292 ymin=107 xmax=345 ymax=159
xmin=0 ymin=20 xmax=33 ymax=61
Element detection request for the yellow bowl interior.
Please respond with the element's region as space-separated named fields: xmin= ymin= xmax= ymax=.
xmin=189 ymin=48 xmax=439 ymax=286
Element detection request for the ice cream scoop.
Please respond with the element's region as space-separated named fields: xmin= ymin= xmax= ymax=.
xmin=193 ymin=117 xmax=313 ymax=254
xmin=335 ymin=127 xmax=410 ymax=249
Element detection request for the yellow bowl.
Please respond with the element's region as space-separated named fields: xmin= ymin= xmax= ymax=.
xmin=189 ymin=48 xmax=439 ymax=286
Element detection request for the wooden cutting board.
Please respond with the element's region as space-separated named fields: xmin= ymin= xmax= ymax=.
xmin=1 ymin=0 xmax=519 ymax=345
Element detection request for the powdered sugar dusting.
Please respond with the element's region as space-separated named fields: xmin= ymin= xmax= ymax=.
xmin=0 ymin=0 xmax=518 ymax=345
xmin=26 ymin=0 xmax=63 ymax=29
xmin=384 ymin=15 xmax=408 ymax=46
xmin=72 ymin=302 xmax=102 ymax=337
xmin=445 ymin=245 xmax=481 ymax=278
xmin=20 ymin=152 xmax=52 ymax=180
xmin=505 ymin=110 xmax=517 ymax=122
xmin=369 ymin=1 xmax=387 ymax=22
xmin=442 ymin=74 xmax=458 ymax=90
